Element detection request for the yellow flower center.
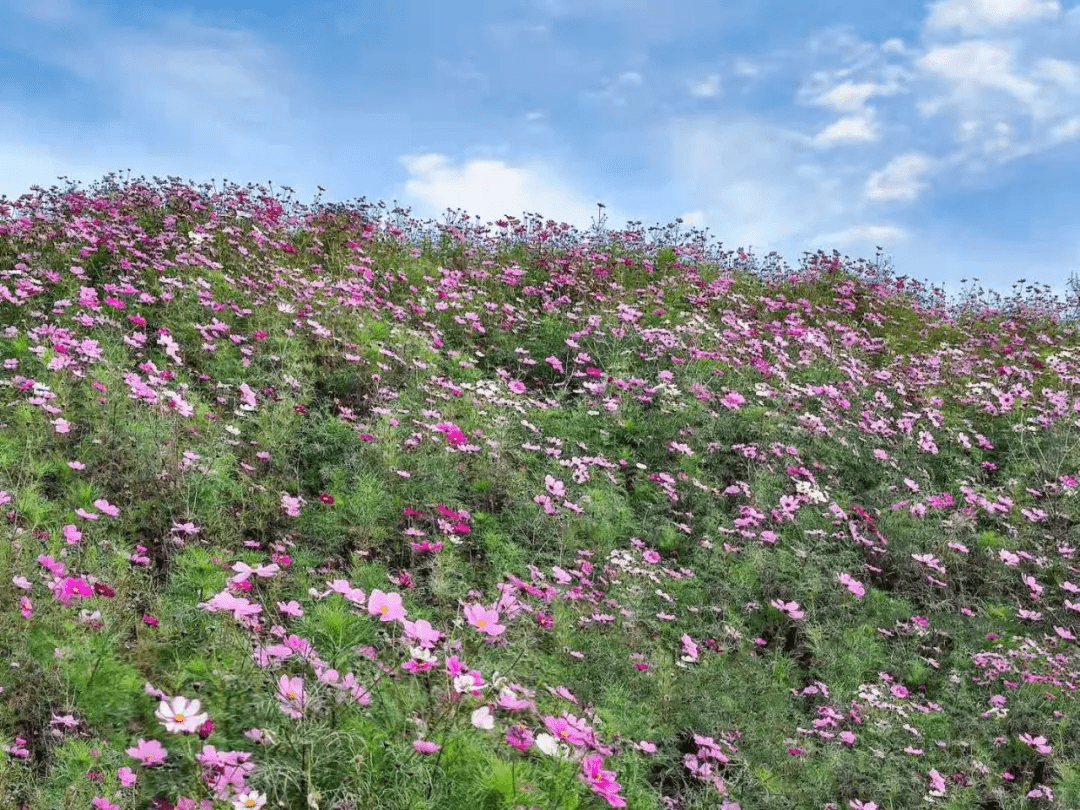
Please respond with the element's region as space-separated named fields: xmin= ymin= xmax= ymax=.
xmin=477 ymin=619 xmax=487 ymax=627
xmin=287 ymin=691 xmax=296 ymax=699
xmin=380 ymin=605 xmax=389 ymax=614
xmin=245 ymin=801 xmax=256 ymax=808
xmin=174 ymin=713 xmax=186 ymax=722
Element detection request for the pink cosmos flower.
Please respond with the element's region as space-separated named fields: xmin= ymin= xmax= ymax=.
xmin=413 ymin=739 xmax=441 ymax=754
xmin=277 ymin=675 xmax=307 ymax=719
xmin=580 ymin=753 xmax=627 ymax=807
xmin=126 ymin=738 xmax=167 ymax=767
xmin=403 ymin=618 xmax=443 ymax=648
xmin=368 ymin=589 xmax=406 ymax=622
xmin=1018 ymin=734 xmax=1052 ymax=754
xmin=770 ymin=599 xmax=805 ymax=619
xmin=464 ymin=603 xmax=506 ymax=637
xmin=57 ymin=576 xmax=93 ymax=605
xmin=543 ymin=713 xmax=589 ymax=746
xmin=155 ymin=696 xmax=209 ymax=734
xmin=506 ymin=724 xmax=534 ymax=751
xmin=837 ymin=572 xmax=865 ymax=598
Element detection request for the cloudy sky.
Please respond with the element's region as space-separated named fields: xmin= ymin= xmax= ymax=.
xmin=2 ymin=0 xmax=1080 ymax=318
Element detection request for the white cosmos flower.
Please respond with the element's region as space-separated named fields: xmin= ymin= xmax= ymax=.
xmin=471 ymin=705 xmax=495 ymax=730
xmin=409 ymin=645 xmax=437 ymax=663
xmin=534 ymin=732 xmax=571 ymax=759
xmin=155 ymin=695 xmax=208 ymax=734
xmin=232 ymin=790 xmax=267 ymax=810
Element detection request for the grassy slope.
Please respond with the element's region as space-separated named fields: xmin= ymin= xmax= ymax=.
xmin=0 ymin=176 xmax=1078 ymax=810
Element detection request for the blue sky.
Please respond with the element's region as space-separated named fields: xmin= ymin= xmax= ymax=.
xmin=2 ymin=0 xmax=1080 ymax=319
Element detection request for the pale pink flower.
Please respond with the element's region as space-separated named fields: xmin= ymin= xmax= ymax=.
xmin=277 ymin=675 xmax=306 ymax=719
xmin=126 ymin=738 xmax=167 ymax=767
xmin=368 ymin=589 xmax=406 ymax=622
xmin=464 ymin=603 xmax=506 ymax=637
xmin=403 ymin=618 xmax=443 ymax=648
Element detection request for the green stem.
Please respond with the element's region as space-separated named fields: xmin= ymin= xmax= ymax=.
xmin=548 ymin=757 xmax=580 ymax=810
xmin=426 ymin=735 xmax=451 ymax=802
xmin=83 ymin=639 xmax=106 ymax=693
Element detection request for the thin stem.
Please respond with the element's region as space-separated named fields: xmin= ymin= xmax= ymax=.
xmin=548 ymin=757 xmax=579 ymax=810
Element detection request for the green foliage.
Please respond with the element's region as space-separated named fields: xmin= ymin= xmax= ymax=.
xmin=5 ymin=176 xmax=1080 ymax=810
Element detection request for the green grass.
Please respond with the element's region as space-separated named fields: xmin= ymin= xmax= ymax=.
xmin=0 ymin=172 xmax=1078 ymax=810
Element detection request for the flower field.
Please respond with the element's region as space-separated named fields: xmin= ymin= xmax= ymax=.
xmin=0 ymin=172 xmax=1079 ymax=809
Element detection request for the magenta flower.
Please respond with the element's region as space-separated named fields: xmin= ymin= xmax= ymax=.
xmin=435 ymin=422 xmax=468 ymax=446
xmin=126 ymin=738 xmax=168 ymax=767
xmin=464 ymin=603 xmax=506 ymax=637
xmin=580 ymin=753 xmax=627 ymax=807
xmin=506 ymin=723 xmax=534 ymax=752
xmin=543 ymin=714 xmax=589 ymax=746
xmin=57 ymin=576 xmax=93 ymax=605
xmin=368 ymin=589 xmax=406 ymax=622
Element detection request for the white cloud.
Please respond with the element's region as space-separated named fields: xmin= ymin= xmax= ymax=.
xmin=1049 ymin=116 xmax=1080 ymax=143
xmin=864 ymin=152 xmax=935 ymax=202
xmin=397 ymin=153 xmax=625 ymax=242
xmin=1031 ymin=57 xmax=1080 ymax=89
xmin=688 ymin=74 xmax=721 ymax=98
xmin=815 ymin=114 xmax=879 ymax=145
xmin=924 ymin=0 xmax=1061 ymax=32
xmin=667 ymin=116 xmax=859 ymax=256
xmin=582 ymin=70 xmax=647 ymax=107
xmin=808 ymin=223 xmax=908 ymax=248
xmin=815 ymin=81 xmax=888 ymax=112
xmin=732 ymin=58 xmax=761 ymax=79
xmin=916 ymin=40 xmax=1040 ymax=105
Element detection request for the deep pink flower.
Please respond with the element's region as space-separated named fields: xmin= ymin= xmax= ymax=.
xmin=58 ymin=576 xmax=93 ymax=605
xmin=506 ymin=724 xmax=534 ymax=752
xmin=580 ymin=753 xmax=627 ymax=807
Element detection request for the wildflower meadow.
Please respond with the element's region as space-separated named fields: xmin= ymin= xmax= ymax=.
xmin=1 ymin=171 xmax=1079 ymax=810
